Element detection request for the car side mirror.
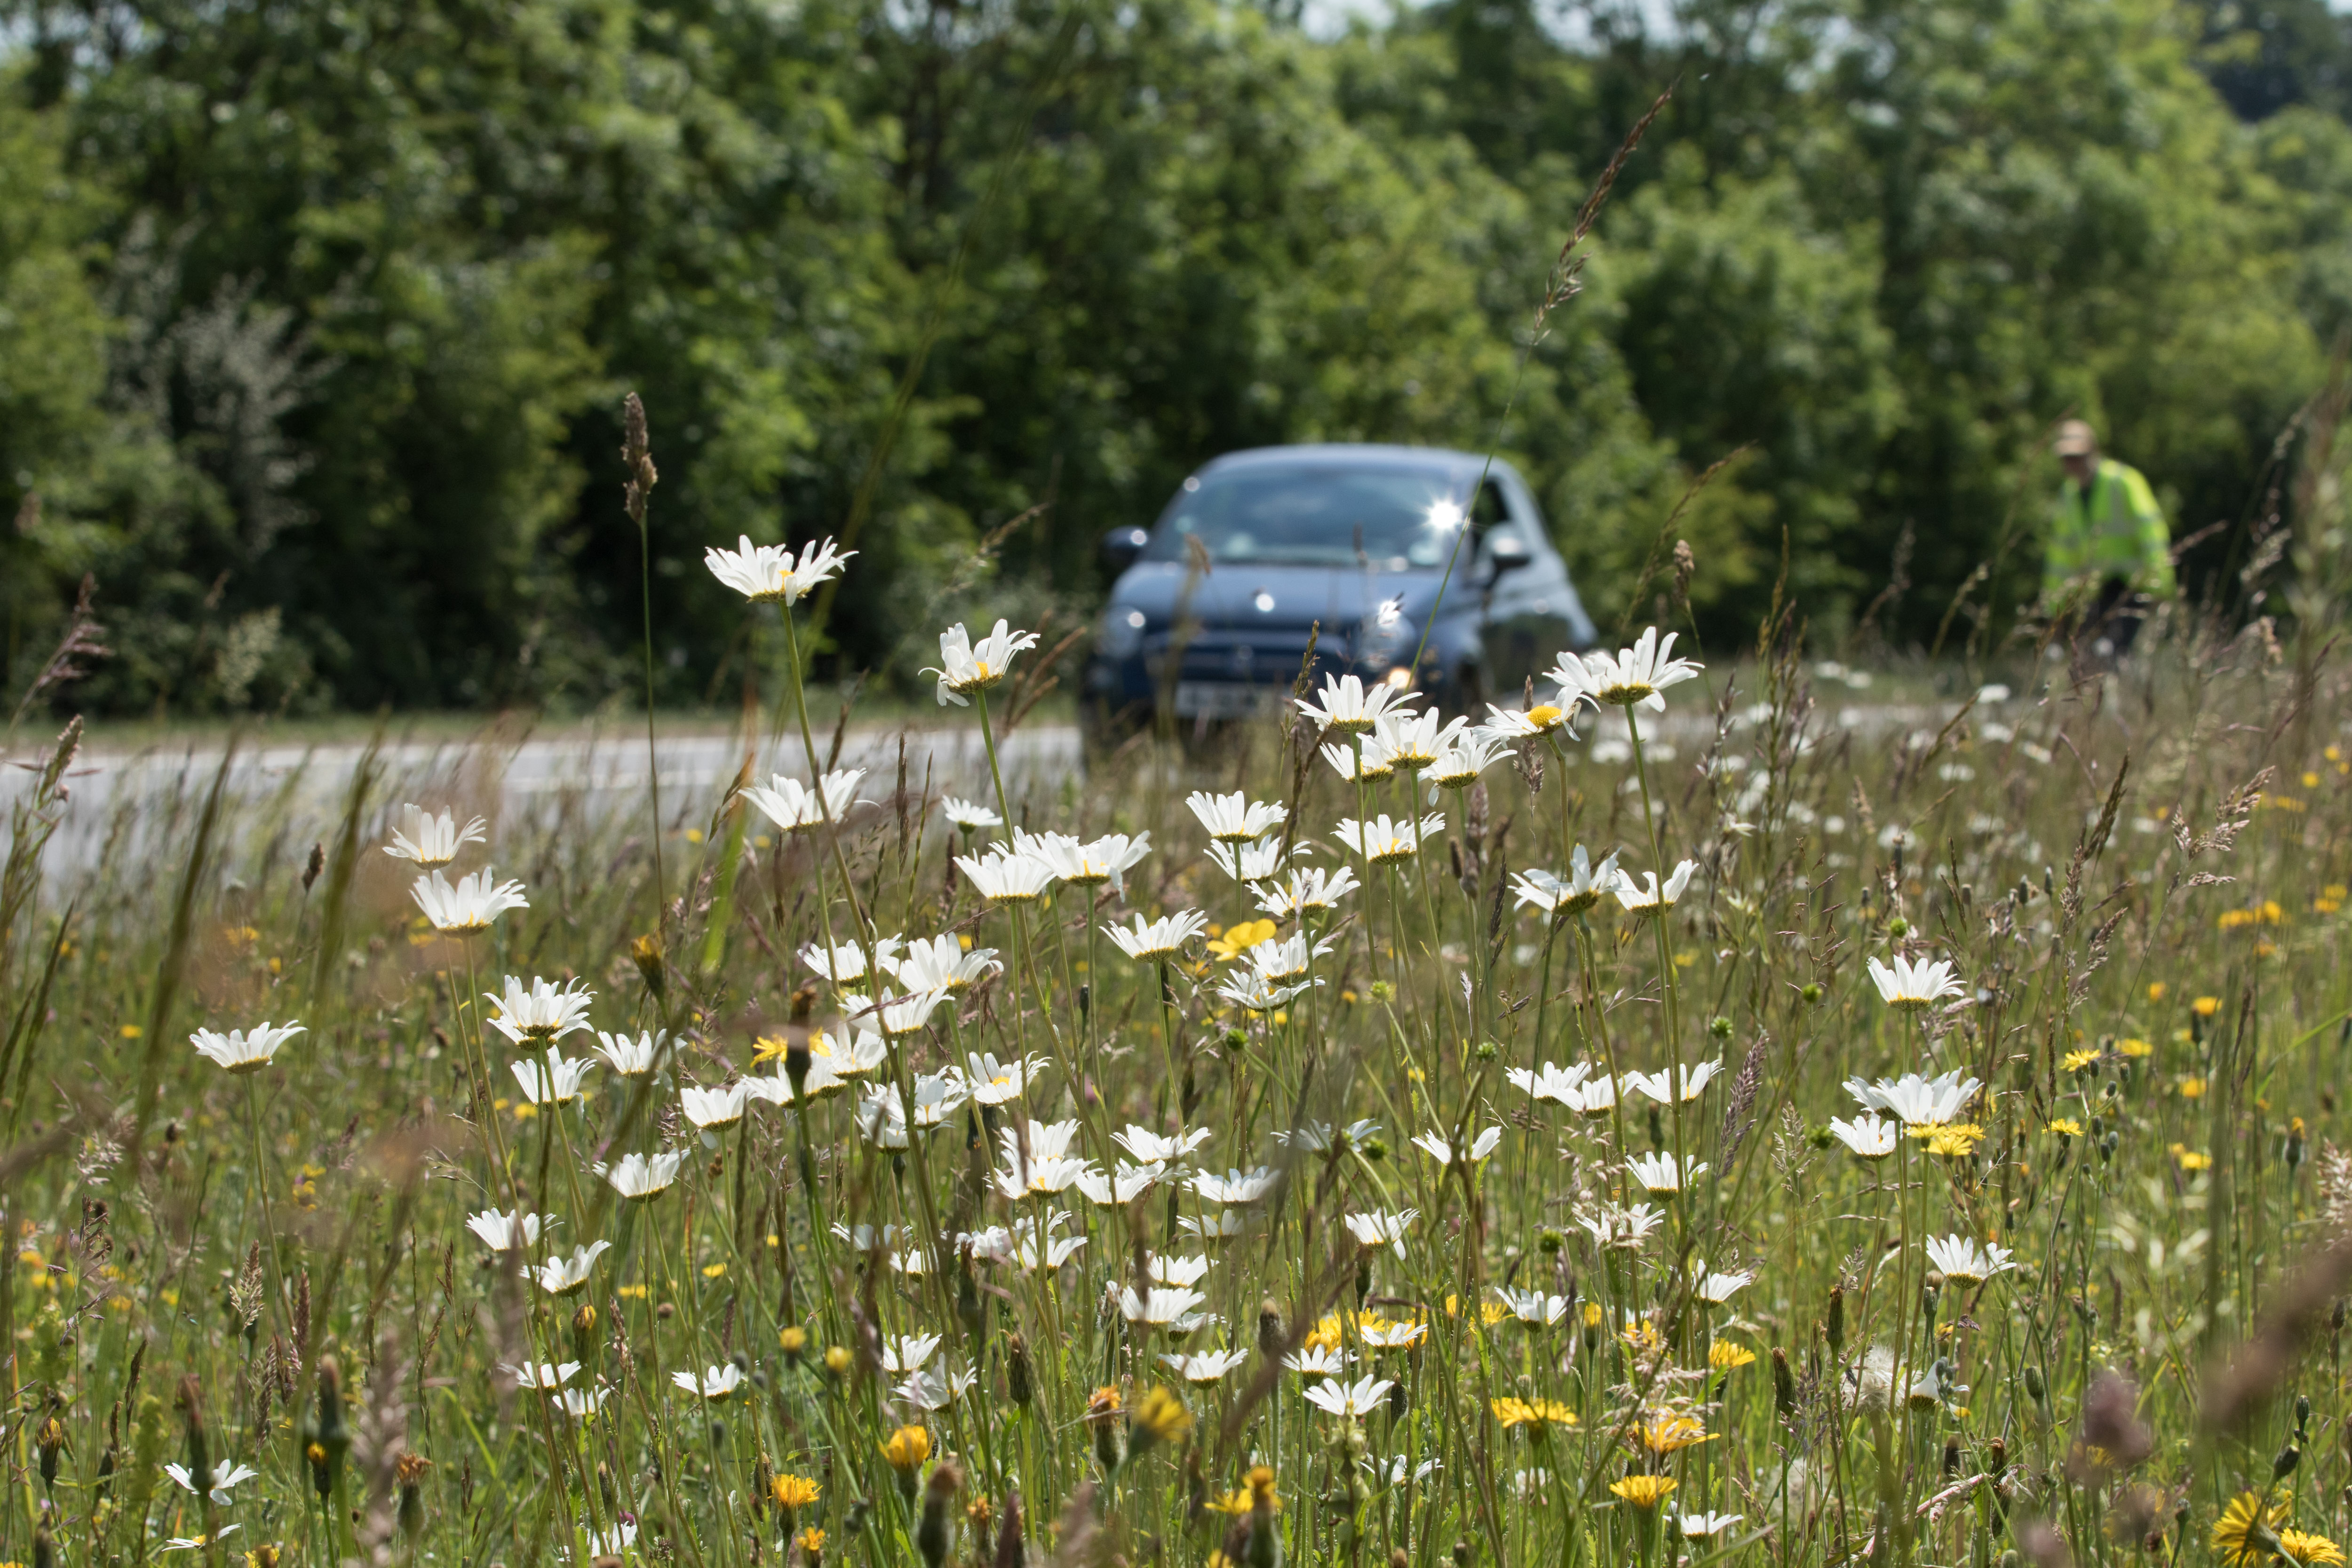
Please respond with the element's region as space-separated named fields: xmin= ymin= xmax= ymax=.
xmin=1101 ymin=526 xmax=1151 ymax=576
xmin=1487 ymin=532 xmax=1534 ymax=575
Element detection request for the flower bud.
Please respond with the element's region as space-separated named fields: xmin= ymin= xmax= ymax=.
xmin=918 ymin=1459 xmax=961 ymax=1568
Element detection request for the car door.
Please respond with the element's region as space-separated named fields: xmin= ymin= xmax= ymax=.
xmin=1477 ymin=472 xmax=1584 ymax=693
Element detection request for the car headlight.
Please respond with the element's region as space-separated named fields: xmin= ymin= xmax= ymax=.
xmin=1099 ymin=605 xmax=1148 ymax=659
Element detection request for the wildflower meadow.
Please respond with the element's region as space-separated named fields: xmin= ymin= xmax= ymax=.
xmin=0 ymin=517 xmax=2347 ymax=1568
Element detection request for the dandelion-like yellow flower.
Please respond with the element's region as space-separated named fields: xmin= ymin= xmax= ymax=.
xmin=881 ymin=1425 xmax=930 ymax=1472
xmin=1708 ymin=1340 xmax=1757 ymax=1371
xmin=2212 ymin=1492 xmax=2288 ymax=1568
xmin=1247 ymin=1465 xmax=1280 ymax=1511
xmin=2147 ymin=981 xmax=2167 ymax=1002
xmin=1492 ymin=1396 xmax=1580 ymax=1431
xmin=1129 ymin=1386 xmax=1194 ymax=1448
xmin=796 ymin=1527 xmax=826 ymax=1562
xmin=2178 ymin=1077 xmax=2208 ymax=1099
xmin=1611 ymin=1475 xmax=1677 ymax=1510
xmin=1206 ymin=920 xmax=1278 ymax=961
xmin=2170 ymin=1145 xmax=2213 ymax=1172
xmin=2118 ymin=1038 xmax=2153 ymax=1059
xmin=823 ymin=1345 xmax=853 ymax=1375
xmin=1085 ymin=1385 xmax=1125 ymax=1426
xmin=2280 ymin=1529 xmax=2346 ymax=1566
xmin=1923 ymin=1122 xmax=1986 ymax=1157
xmin=779 ymin=1326 xmax=808 ymax=1356
xmin=2192 ymin=995 xmax=2221 ymax=1018
xmin=1303 ymin=1313 xmax=1344 ymax=1353
xmin=1636 ymin=1414 xmax=1712 ymax=1454
xmin=2063 ymin=1048 xmax=2101 ymax=1073
xmin=771 ymin=1473 xmax=822 ymax=1511
xmin=2046 ymin=1118 xmax=2084 ymax=1137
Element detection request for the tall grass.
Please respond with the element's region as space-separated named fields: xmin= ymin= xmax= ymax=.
xmin=1 ymin=556 xmax=2349 ymax=1568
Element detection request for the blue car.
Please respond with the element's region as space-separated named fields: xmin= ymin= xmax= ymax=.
xmin=1082 ymin=444 xmax=1597 ymax=743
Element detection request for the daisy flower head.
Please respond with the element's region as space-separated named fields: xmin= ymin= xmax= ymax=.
xmin=1482 ymin=700 xmax=1576 ymax=740
xmin=896 ymin=1365 xmax=978 ymax=1412
xmin=164 ymin=1458 xmax=260 ymax=1507
xmin=672 ymin=1363 xmax=747 ymax=1400
xmin=703 ymin=534 xmax=853 ymax=604
xmin=1256 ymin=863 xmax=1361 ymax=920
xmin=1555 ymin=627 xmax=1703 ymax=713
xmin=1693 ymin=1266 xmax=1754 ymax=1304
xmin=1558 ymin=1073 xmax=1621 ymax=1116
xmin=955 ymin=846 xmax=1057 ymax=905
xmin=1845 ymin=1068 xmax=1981 ymax=1128
xmin=1376 ymin=708 xmax=1458 ymax=772
xmin=883 ymin=933 xmax=1000 ymax=993
xmin=1412 ymin=1126 xmax=1503 ymax=1167
xmin=592 ymin=1028 xmax=667 ymax=1076
xmin=1426 ymin=728 xmax=1514 ymax=791
xmin=412 ymin=868 xmax=528 ymax=933
xmin=744 ymin=770 xmax=866 ymax=835
xmin=1207 ymin=835 xmax=1300 ymax=884
xmin=1161 ymin=1346 xmax=1252 ymax=1384
xmin=533 ymin=1241 xmax=612 ymax=1297
xmin=383 ymin=804 xmax=487 ymax=869
xmin=1612 ymin=860 xmax=1697 ymax=915
xmin=1035 ymin=831 xmax=1152 ymax=891
xmin=1115 ymin=1122 xmax=1215 ymax=1165
xmin=1868 ymin=953 xmax=1968 ymax=1010
xmin=940 ymin=796 xmax=1002 ymax=833
xmin=681 ymin=1081 xmax=751 ymax=1130
xmin=1213 ymin=971 xmax=1314 ymax=1013
xmin=1193 ymin=1165 xmax=1279 ymax=1204
xmin=965 ymin=1051 xmax=1043 ymax=1106
xmin=1072 ymin=1161 xmax=1167 ymax=1207
xmin=1344 ymin=1209 xmax=1417 ymax=1255
xmin=502 ymin=1359 xmax=580 ymax=1390
xmin=1104 ymin=909 xmax=1209 ymax=962
xmin=1922 ymin=1234 xmax=2016 ymax=1284
xmin=1828 ymin=1114 xmax=1899 ymax=1160
xmin=1334 ymin=813 xmax=1447 ymax=865
xmin=598 ymin=1149 xmax=685 ymax=1202
xmin=845 ymin=986 xmax=954 ymax=1040
xmin=1320 ymin=734 xmax=1399 ymax=782
xmin=1679 ymin=1513 xmax=1743 ymax=1540
xmin=1119 ymin=1282 xmax=1214 ymax=1335
xmin=856 ymin=1070 xmax=970 ymax=1147
xmin=1627 ymin=1151 xmax=1708 ymax=1195
xmin=799 ymin=936 xmax=901 ymax=986
xmin=1495 ymin=1287 xmax=1572 ymax=1327
xmin=881 ymin=1331 xmax=941 ymax=1373
xmin=1623 ymin=1059 xmax=1724 ymax=1105
xmin=484 ymin=973 xmax=595 ymax=1045
xmin=1187 ymin=790 xmax=1288 ymax=844
xmin=1510 ymin=845 xmax=1621 ymax=920
xmin=1303 ymin=1374 xmax=1395 ymax=1418
xmin=465 ymin=1207 xmax=546 ymax=1251
xmin=1359 ymin=1317 xmax=1430 ymax=1349
xmin=510 ymin=1048 xmax=595 ymax=1106
xmin=189 ymin=1020 xmax=305 ymax=1074
xmin=1575 ymin=1200 xmax=1668 ymax=1251
xmin=1247 ymin=931 xmax=1335 ymax=984
xmin=925 ymin=619 xmax=1041 ymax=705
xmin=1298 ymin=670 xmax=1417 ymax=735
xmin=1507 ymin=1059 xmax=1593 ymax=1104
xmin=1285 ymin=1344 xmax=1349 ymax=1378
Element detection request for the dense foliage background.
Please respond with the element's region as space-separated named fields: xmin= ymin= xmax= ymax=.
xmin=0 ymin=0 xmax=2348 ymax=713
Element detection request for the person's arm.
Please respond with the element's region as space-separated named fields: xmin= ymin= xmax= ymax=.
xmin=2044 ymin=490 xmax=2087 ymax=602
xmin=2122 ymin=466 xmax=2174 ymax=597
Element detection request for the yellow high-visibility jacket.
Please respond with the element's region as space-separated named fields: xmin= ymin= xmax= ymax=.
xmin=2045 ymin=458 xmax=2174 ymax=601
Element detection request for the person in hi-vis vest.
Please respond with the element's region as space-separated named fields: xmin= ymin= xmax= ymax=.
xmin=2044 ymin=418 xmax=2173 ymax=653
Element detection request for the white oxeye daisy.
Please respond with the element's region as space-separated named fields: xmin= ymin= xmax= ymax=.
xmin=1119 ymin=1283 xmax=1212 ymax=1334
xmin=1319 ymin=735 xmax=1399 ymax=782
xmin=1334 ymin=813 xmax=1447 ymax=865
xmin=702 ymin=533 xmax=854 ymax=604
xmin=964 ymin=1052 xmax=1042 ymax=1106
xmin=1867 ymin=954 xmax=1967 ymax=1010
xmin=1359 ymin=1318 xmax=1430 ymax=1349
xmin=1693 ymin=1266 xmax=1754 ymax=1304
xmin=881 ymin=1331 xmax=942 ymax=1373
xmin=1623 ymin=1059 xmax=1724 ymax=1105
xmin=1376 ymin=708 xmax=1457 ymax=772
xmin=484 ymin=975 xmax=595 ymax=1045
xmin=1509 ymin=845 xmax=1621 ymax=920
xmin=465 ymin=1208 xmax=547 ymax=1251
xmin=382 ymin=804 xmax=487 ymax=869
xmin=597 ymin=1150 xmax=685 ymax=1202
xmin=1255 ymin=864 xmax=1361 ymax=920
xmin=1213 ymin=971 xmax=1314 ymax=1012
xmin=1104 ymin=910 xmax=1209 ymax=962
xmin=511 ymin=1049 xmax=595 ymax=1106
xmin=925 ymin=619 xmax=1041 ymax=705
xmin=412 ymin=868 xmax=529 ymax=933
xmin=1207 ymin=835 xmax=1300 ymax=884
xmin=855 ymin=1071 xmax=969 ymax=1147
xmin=1412 ymin=1127 xmax=1503 ymax=1167
xmin=941 ymin=796 xmax=1003 ymax=832
xmin=165 ymin=1458 xmax=260 ymax=1507
xmin=1574 ymin=1200 xmax=1667 ymax=1250
xmin=798 ymin=936 xmax=901 ymax=985
xmin=1627 ymin=1151 xmax=1708 ymax=1195
xmin=1274 ymin=1117 xmax=1380 ymax=1152
xmin=955 ymin=847 xmax=1057 ymax=905
xmin=1549 ymin=627 xmax=1703 ymax=713
xmin=672 ymin=1363 xmax=746 ymax=1400
xmin=1072 ymin=1161 xmax=1165 ymax=1207
xmin=1828 ymin=1114 xmax=1899 ymax=1160
xmin=1148 ymin=1253 xmax=1215 ymax=1288
xmin=1297 ymin=671 xmax=1417 ymax=735
xmin=1612 ymin=860 xmax=1696 ymax=915
xmin=1160 ymin=1347 xmax=1252 ymax=1384
xmin=1285 ymin=1345 xmax=1350 ymax=1377
xmin=556 ymin=1387 xmax=610 ymax=1419
xmin=882 ymin=933 xmax=1000 ymax=992
xmin=1343 ymin=1209 xmax=1416 ymax=1255
xmin=1922 ymin=1234 xmax=2015 ymax=1284
xmin=1506 ymin=1060 xmax=1593 ymax=1104
xmin=1248 ymin=931 xmax=1335 ymax=983
xmin=1033 ymin=830 xmax=1152 ymax=890
xmin=532 ymin=1241 xmax=612 ymax=1297
xmin=1557 ymin=1074 xmax=1621 ymax=1116
xmin=1426 ymin=728 xmax=1513 ymax=791
xmin=1193 ymin=1166 xmax=1279 ymax=1204
xmin=810 ymin=1020 xmax=888 ymax=1078
xmin=1186 ymin=790 xmax=1288 ymax=844
xmin=1679 ymin=1513 xmax=1743 ymax=1540
xmin=189 ymin=1021 xmax=305 ymax=1074
xmin=743 ymin=770 xmax=866 ymax=835
xmin=1115 ymin=1122 xmax=1214 ymax=1165
xmin=1303 ymin=1374 xmax=1395 ymax=1417
xmin=844 ymin=987 xmax=953 ymax=1039
xmin=680 ymin=1082 xmax=751 ymax=1130
xmin=1843 ymin=1069 xmax=1981 ymax=1128
xmin=1482 ymin=700 xmax=1576 ymax=739
xmin=502 ymin=1360 xmax=581 ymax=1391
xmin=1179 ymin=1210 xmax=1249 ymax=1242
xmin=1495 ymin=1286 xmax=1572 ymax=1326
xmin=592 ymin=1029 xmax=667 ymax=1076
xmin=896 ymin=1366 xmax=978 ymax=1411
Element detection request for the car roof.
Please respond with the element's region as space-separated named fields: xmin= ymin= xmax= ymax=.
xmin=1195 ymin=444 xmax=1521 ymax=487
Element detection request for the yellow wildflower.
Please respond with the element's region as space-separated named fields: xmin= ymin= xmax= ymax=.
xmin=2211 ymin=1492 xmax=2287 ymax=1568
xmin=771 ymin=1473 xmax=822 ymax=1511
xmin=1207 ymin=919 xmax=1278 ymax=961
xmin=881 ymin=1425 xmax=930 ymax=1472
xmin=2192 ymin=995 xmax=2221 ymax=1018
xmin=1636 ymin=1413 xmax=1711 ymax=1454
xmin=2280 ymin=1530 xmax=2346 ymax=1567
xmin=1611 ymin=1475 xmax=1677 ymax=1510
xmin=1708 ymin=1340 xmax=1757 ymax=1370
xmin=2046 ymin=1119 xmax=2084 ymax=1137
xmin=1491 ymin=1396 xmax=1579 ymax=1431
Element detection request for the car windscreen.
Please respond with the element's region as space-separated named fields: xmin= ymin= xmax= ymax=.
xmin=1144 ymin=463 xmax=1478 ymax=570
